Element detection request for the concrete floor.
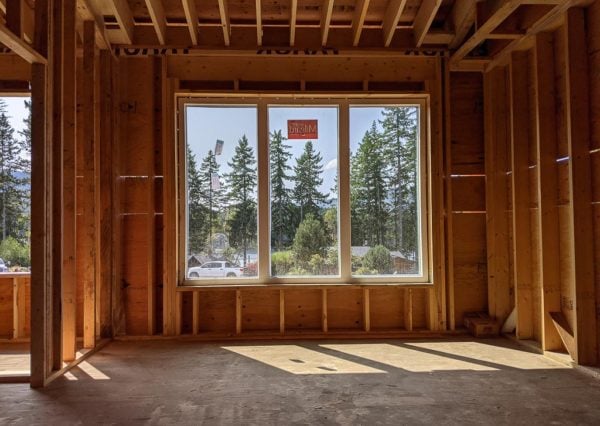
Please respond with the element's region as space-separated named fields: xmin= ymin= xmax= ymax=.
xmin=1 ymin=338 xmax=600 ymax=425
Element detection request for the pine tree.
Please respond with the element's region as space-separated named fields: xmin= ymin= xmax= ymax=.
xmin=292 ymin=141 xmax=328 ymax=222
xmin=380 ymin=107 xmax=418 ymax=257
xmin=198 ymin=149 xmax=224 ymax=254
xmin=187 ymin=144 xmax=208 ymax=254
xmin=225 ymin=135 xmax=257 ymax=266
xmin=0 ymin=100 xmax=29 ymax=243
xmin=269 ymin=130 xmax=294 ymax=250
xmin=350 ymin=121 xmax=388 ymax=246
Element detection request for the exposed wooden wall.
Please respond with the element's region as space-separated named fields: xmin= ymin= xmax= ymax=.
xmin=483 ymin=5 xmax=600 ymax=365
xmin=99 ymin=53 xmax=486 ymax=340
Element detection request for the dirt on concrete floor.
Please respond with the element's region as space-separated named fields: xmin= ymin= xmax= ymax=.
xmin=1 ymin=338 xmax=600 ymax=425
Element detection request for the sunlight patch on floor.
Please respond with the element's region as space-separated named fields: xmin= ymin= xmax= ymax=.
xmin=0 ymin=353 xmax=30 ymax=376
xmin=320 ymin=343 xmax=497 ymax=372
xmin=222 ymin=345 xmax=387 ymax=375
xmin=404 ymin=341 xmax=570 ymax=370
xmin=75 ymin=361 xmax=111 ymax=380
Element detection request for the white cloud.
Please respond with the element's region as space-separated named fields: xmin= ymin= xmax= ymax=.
xmin=324 ymin=158 xmax=337 ymax=171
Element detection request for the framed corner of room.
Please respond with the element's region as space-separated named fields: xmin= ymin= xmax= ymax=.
xmin=169 ymin=92 xmax=439 ymax=291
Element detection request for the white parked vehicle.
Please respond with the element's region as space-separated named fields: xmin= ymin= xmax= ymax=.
xmin=0 ymin=258 xmax=7 ymax=273
xmin=188 ymin=261 xmax=244 ymax=278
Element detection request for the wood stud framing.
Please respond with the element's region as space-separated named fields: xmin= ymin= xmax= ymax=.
xmin=563 ymin=8 xmax=597 ymax=365
xmin=82 ymin=20 xmax=97 ymax=349
xmin=509 ymin=51 xmax=534 ymax=339
xmin=3 ymin=0 xmax=600 ymax=388
xmin=533 ymin=32 xmax=563 ymax=352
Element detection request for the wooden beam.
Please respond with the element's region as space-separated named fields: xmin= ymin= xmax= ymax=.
xmin=363 ymin=288 xmax=370 ymax=332
xmin=486 ymin=0 xmax=595 ymax=71
xmin=443 ymin=60 xmax=455 ymax=330
xmin=236 ymin=290 xmax=242 ymax=334
xmin=564 ymin=8 xmax=597 ymax=366
xmin=108 ymin=0 xmax=134 ymax=45
xmin=61 ymin=0 xmax=78 ymax=363
xmin=76 ymin=0 xmax=110 ymax=50
xmin=484 ymin=66 xmax=512 ymax=325
xmin=352 ymin=0 xmax=370 ymax=47
xmin=509 ymin=50 xmax=533 ymax=339
xmin=289 ymin=0 xmax=297 ymax=46
xmin=98 ymin=51 xmax=113 ymax=339
xmin=448 ymin=0 xmax=476 ymax=50
xmin=413 ymin=0 xmax=442 ymax=47
xmin=82 ymin=20 xmax=97 ymax=349
xmin=0 ymin=22 xmax=46 ymax=63
xmin=192 ymin=292 xmax=200 ymax=334
xmin=450 ymin=0 xmax=520 ymax=65
xmin=322 ymin=289 xmax=328 ymax=332
xmin=404 ymin=289 xmax=413 ymax=331
xmin=533 ymin=32 xmax=562 ymax=352
xmin=382 ymin=0 xmax=408 ymax=47
xmin=144 ymin=0 xmax=167 ymax=45
xmin=217 ymin=0 xmax=231 ymax=46
xmin=279 ymin=290 xmax=285 ymax=334
xmin=162 ymin=77 xmax=177 ymax=336
xmin=423 ymin=30 xmax=454 ymax=45
xmin=29 ymin=0 xmax=52 ymax=391
xmin=320 ymin=0 xmax=334 ymax=46
xmin=256 ymin=0 xmax=262 ymax=46
xmin=50 ymin=0 xmax=64 ymax=372
xmin=181 ymin=0 xmax=199 ymax=45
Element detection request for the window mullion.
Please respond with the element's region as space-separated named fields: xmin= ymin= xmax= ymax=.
xmin=257 ymin=100 xmax=270 ymax=283
xmin=338 ymin=101 xmax=351 ymax=283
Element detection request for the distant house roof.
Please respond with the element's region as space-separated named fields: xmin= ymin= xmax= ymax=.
xmin=351 ymin=246 xmax=415 ymax=262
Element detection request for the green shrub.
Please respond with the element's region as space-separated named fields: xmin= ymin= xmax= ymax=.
xmin=0 ymin=237 xmax=30 ymax=268
xmin=271 ymin=250 xmax=293 ymax=275
xmin=292 ymin=214 xmax=328 ymax=265
xmin=362 ymin=245 xmax=393 ymax=274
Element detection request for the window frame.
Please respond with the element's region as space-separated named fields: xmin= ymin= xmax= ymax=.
xmin=177 ymin=95 xmax=432 ymax=287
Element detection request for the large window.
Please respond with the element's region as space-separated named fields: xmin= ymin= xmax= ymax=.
xmin=181 ymin=98 xmax=428 ymax=285
xmin=0 ymin=97 xmax=31 ymax=274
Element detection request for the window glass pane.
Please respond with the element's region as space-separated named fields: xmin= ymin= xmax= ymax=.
xmin=268 ymin=106 xmax=339 ymax=277
xmin=185 ymin=106 xmax=258 ymax=280
xmin=0 ymin=97 xmax=31 ymax=274
xmin=349 ymin=106 xmax=421 ymax=276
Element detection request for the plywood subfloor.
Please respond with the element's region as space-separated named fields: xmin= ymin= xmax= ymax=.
xmin=2 ymin=338 xmax=600 ymax=424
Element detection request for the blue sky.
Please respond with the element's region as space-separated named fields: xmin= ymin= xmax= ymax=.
xmin=0 ymin=96 xmax=29 ymax=137
xmin=186 ymin=105 xmax=386 ymax=196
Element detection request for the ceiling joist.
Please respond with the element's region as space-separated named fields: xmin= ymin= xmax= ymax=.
xmin=382 ymin=0 xmax=408 ymax=47
xmin=76 ymin=0 xmax=110 ymax=50
xmin=448 ymin=0 xmax=476 ymax=50
xmin=352 ymin=0 xmax=370 ymax=47
xmin=217 ymin=0 xmax=231 ymax=47
xmin=413 ymin=0 xmax=443 ymax=47
xmin=181 ymin=0 xmax=199 ymax=45
xmin=108 ymin=0 xmax=135 ymax=45
xmin=144 ymin=0 xmax=167 ymax=45
xmin=450 ymin=0 xmax=521 ymax=65
xmin=256 ymin=0 xmax=262 ymax=46
xmin=321 ymin=0 xmax=335 ymax=46
xmin=290 ymin=0 xmax=297 ymax=46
